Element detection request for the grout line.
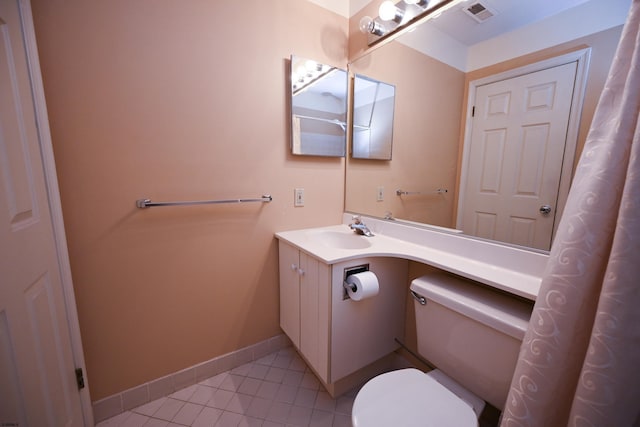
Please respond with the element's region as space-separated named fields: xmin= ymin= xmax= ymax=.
xmin=97 ymin=345 xmax=358 ymax=426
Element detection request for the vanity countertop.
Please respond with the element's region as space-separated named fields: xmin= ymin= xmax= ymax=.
xmin=276 ymin=216 xmax=549 ymax=301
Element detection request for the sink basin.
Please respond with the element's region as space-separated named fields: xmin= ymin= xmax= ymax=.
xmin=311 ymin=230 xmax=373 ymax=250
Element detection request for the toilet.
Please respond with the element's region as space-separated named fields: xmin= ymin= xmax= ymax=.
xmin=352 ymin=271 xmax=533 ymax=426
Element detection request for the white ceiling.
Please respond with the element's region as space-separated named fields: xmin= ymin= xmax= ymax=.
xmin=402 ymin=0 xmax=630 ymax=71
xmin=306 ymin=0 xmax=370 ymax=18
xmin=428 ymin=0 xmax=592 ymax=46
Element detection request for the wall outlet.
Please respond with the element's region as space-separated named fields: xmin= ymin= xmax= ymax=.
xmin=294 ymin=188 xmax=305 ymax=207
xmin=377 ymin=186 xmax=384 ymax=201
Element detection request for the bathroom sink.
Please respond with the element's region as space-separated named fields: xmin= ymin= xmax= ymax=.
xmin=310 ymin=230 xmax=373 ymax=250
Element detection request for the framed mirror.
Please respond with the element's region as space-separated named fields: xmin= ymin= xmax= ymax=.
xmin=346 ymin=0 xmax=629 ymax=251
xmin=352 ymin=74 xmax=396 ymax=160
xmin=290 ymin=55 xmax=348 ymax=157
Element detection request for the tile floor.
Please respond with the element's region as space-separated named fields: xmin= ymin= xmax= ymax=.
xmin=96 ymin=347 xmax=355 ymax=427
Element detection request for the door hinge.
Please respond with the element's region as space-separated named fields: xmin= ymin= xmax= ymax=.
xmin=472 ymin=106 xmax=475 ymax=117
xmin=75 ymin=367 xmax=85 ymax=390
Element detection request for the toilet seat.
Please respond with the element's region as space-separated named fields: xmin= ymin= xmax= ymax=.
xmin=352 ymin=368 xmax=478 ymax=427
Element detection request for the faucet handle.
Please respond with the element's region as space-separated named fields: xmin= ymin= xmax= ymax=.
xmin=351 ymin=215 xmax=362 ymax=224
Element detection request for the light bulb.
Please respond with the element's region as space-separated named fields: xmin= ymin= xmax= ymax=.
xmin=379 ymin=1 xmax=401 ymax=21
xmin=359 ymin=16 xmax=374 ymax=34
xmin=295 ymin=65 xmax=308 ymax=81
xmin=305 ymin=60 xmax=317 ymax=71
xmin=359 ymin=16 xmax=386 ymax=36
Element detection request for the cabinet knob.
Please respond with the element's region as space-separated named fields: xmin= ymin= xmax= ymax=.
xmin=291 ymin=263 xmax=298 ymax=271
xmin=298 ymin=268 xmax=305 ymax=276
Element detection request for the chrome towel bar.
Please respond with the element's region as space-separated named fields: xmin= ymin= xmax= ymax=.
xmin=136 ymin=194 xmax=272 ymax=209
xmin=396 ymin=189 xmax=448 ymax=196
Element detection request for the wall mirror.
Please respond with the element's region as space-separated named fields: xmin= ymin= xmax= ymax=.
xmin=290 ymin=55 xmax=348 ymax=157
xmin=346 ymin=0 xmax=628 ymax=252
xmin=352 ymin=74 xmax=396 ymax=160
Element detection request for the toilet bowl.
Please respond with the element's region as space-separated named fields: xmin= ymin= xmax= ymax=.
xmin=351 ymin=271 xmax=533 ymax=426
xmin=352 ymin=368 xmax=483 ymax=427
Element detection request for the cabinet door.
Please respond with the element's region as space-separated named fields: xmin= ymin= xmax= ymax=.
xmin=279 ymin=242 xmax=300 ymax=348
xmin=299 ymin=252 xmax=330 ymax=381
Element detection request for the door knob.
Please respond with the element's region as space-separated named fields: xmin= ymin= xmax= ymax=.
xmin=539 ymin=205 xmax=552 ymax=215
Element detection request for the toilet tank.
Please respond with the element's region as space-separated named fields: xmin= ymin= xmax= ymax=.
xmin=410 ymin=272 xmax=533 ymax=410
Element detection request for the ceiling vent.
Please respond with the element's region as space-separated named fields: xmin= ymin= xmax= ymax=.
xmin=463 ymin=2 xmax=497 ymax=23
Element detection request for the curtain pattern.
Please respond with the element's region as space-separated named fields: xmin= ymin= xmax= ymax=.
xmin=500 ymin=1 xmax=640 ymax=426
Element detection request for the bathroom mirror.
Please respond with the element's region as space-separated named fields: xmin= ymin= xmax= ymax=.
xmin=346 ymin=0 xmax=628 ymax=251
xmin=352 ymin=74 xmax=396 ymax=160
xmin=290 ymin=55 xmax=348 ymax=157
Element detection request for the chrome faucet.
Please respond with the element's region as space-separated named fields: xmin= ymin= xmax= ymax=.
xmin=349 ymin=216 xmax=374 ymax=237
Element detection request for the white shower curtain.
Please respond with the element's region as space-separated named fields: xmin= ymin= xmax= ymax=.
xmin=500 ymin=1 xmax=640 ymax=426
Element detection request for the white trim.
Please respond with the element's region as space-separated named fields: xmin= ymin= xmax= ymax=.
xmin=18 ymin=0 xmax=94 ymax=424
xmin=456 ymin=48 xmax=592 ymax=248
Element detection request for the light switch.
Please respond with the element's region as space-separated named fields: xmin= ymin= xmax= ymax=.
xmin=294 ymin=188 xmax=305 ymax=207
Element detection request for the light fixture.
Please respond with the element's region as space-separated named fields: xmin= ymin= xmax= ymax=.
xmin=359 ymin=16 xmax=386 ymax=36
xmin=379 ymin=0 xmax=404 ymax=23
xmin=404 ymin=0 xmax=430 ymax=7
xmin=291 ymin=56 xmax=337 ymax=95
xmin=359 ymin=0 xmax=466 ymax=45
xmin=305 ymin=60 xmax=323 ymax=73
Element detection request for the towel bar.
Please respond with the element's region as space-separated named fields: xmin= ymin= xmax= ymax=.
xmin=136 ymin=194 xmax=272 ymax=208
xmin=396 ymin=189 xmax=447 ymax=196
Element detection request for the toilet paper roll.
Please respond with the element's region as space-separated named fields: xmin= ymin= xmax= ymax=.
xmin=346 ymin=271 xmax=379 ymax=301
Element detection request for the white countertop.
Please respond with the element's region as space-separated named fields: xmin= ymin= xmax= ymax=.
xmin=275 ymin=215 xmax=549 ymax=300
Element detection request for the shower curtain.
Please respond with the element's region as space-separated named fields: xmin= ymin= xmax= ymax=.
xmin=500 ymin=1 xmax=640 ymax=426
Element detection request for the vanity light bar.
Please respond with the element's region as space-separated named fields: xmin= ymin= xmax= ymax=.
xmin=360 ymin=0 xmax=466 ymax=46
xmin=292 ymin=62 xmax=338 ymax=95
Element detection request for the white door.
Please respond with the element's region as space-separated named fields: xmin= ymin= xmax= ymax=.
xmin=459 ymin=62 xmax=578 ymax=250
xmin=0 ymin=0 xmax=87 ymax=425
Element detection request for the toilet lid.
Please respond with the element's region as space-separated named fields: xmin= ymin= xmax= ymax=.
xmin=352 ymin=369 xmax=478 ymax=427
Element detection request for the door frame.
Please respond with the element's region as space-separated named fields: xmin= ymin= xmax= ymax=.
xmin=17 ymin=0 xmax=94 ymax=423
xmin=456 ymin=48 xmax=591 ymax=245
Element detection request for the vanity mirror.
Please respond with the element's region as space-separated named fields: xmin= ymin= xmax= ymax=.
xmin=352 ymin=74 xmax=396 ymax=160
xmin=290 ymin=55 xmax=348 ymax=157
xmin=346 ymin=0 xmax=629 ymax=251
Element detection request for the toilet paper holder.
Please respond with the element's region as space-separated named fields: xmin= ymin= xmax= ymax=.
xmin=343 ymin=264 xmax=370 ymax=299
xmin=343 ymin=281 xmax=357 ymax=292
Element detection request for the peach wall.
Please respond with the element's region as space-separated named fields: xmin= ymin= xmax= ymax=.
xmin=31 ymin=0 xmax=348 ymax=400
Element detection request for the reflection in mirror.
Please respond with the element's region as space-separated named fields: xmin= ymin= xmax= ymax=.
xmin=348 ymin=34 xmax=465 ymax=230
xmin=290 ymin=55 xmax=347 ymax=157
xmin=346 ymin=0 xmax=629 ymax=252
xmin=352 ymin=74 xmax=396 ymax=160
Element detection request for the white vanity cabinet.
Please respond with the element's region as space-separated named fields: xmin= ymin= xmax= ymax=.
xmin=278 ymin=239 xmax=408 ymax=392
xmin=276 ymin=220 xmax=545 ymax=395
xmin=278 ymin=241 xmax=330 ymax=381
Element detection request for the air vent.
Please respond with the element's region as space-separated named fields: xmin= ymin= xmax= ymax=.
xmin=463 ymin=2 xmax=497 ymax=23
